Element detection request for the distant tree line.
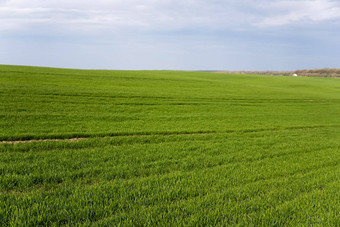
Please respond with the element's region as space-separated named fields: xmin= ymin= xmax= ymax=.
xmin=217 ymin=69 xmax=340 ymax=77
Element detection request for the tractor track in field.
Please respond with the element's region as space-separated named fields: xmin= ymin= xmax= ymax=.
xmin=0 ymin=137 xmax=88 ymax=145
xmin=0 ymin=125 xmax=334 ymax=145
xmin=0 ymin=132 xmax=215 ymax=144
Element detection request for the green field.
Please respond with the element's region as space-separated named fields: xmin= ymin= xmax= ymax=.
xmin=0 ymin=65 xmax=339 ymax=226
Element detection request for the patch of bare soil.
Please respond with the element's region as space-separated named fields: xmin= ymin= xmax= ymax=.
xmin=0 ymin=137 xmax=87 ymax=144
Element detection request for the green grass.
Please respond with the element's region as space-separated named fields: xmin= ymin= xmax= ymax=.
xmin=0 ymin=65 xmax=339 ymax=226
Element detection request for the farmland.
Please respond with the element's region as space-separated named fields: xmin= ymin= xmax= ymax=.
xmin=0 ymin=65 xmax=339 ymax=226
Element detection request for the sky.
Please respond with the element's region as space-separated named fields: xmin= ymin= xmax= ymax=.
xmin=1 ymin=0 xmax=340 ymax=70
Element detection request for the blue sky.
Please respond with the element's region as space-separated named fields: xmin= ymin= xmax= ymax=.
xmin=1 ymin=0 xmax=340 ymax=70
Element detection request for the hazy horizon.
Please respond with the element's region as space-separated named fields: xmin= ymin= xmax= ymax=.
xmin=2 ymin=64 xmax=340 ymax=72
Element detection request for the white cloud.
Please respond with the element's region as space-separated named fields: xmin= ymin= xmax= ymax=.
xmin=0 ymin=0 xmax=256 ymax=32
xmin=0 ymin=0 xmax=340 ymax=33
xmin=257 ymin=0 xmax=340 ymax=27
